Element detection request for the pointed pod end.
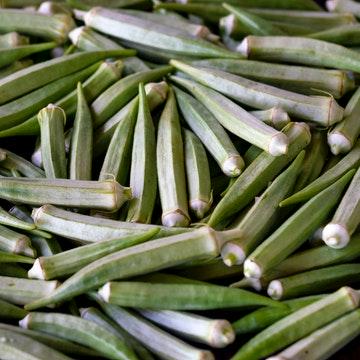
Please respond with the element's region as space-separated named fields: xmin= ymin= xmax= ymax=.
xmin=328 ymin=132 xmax=352 ymax=155
xmin=268 ymin=133 xmax=289 ymax=156
xmin=322 ymin=223 xmax=350 ymax=249
xmin=243 ymin=259 xmax=262 ymax=279
xmin=267 ymin=280 xmax=283 ymax=300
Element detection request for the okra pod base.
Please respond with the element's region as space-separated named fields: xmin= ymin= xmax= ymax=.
xmin=221 ymin=241 xmax=246 ymax=266
xmin=190 ymin=199 xmax=212 ymax=220
xmin=267 ymin=132 xmax=289 ymax=157
xmin=267 ymin=280 xmax=286 ymax=300
xmin=322 ymin=223 xmax=350 ymax=248
xmin=243 ymin=259 xmax=263 ymax=279
xmin=223 ymin=155 xmax=244 ymax=177
xmin=328 ymin=132 xmax=352 ymax=155
xmin=162 ymin=209 xmax=191 ymax=227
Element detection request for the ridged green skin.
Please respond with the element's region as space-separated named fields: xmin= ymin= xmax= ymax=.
xmin=0 ymin=251 xmax=34 ymax=264
xmin=308 ymin=24 xmax=360 ymax=46
xmin=0 ymin=224 xmax=35 ymax=257
xmin=20 ymin=312 xmax=138 ymax=360
xmin=0 ymin=298 xmax=28 ymax=319
xmin=0 ymin=59 xmax=33 ymax=79
xmin=126 ymin=83 xmax=157 ymax=224
xmin=69 ymin=83 xmax=93 ymax=180
xmin=0 ymin=206 xmax=35 ymax=231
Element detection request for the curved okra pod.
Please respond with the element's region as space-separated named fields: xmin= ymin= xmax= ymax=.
xmin=174 ymin=85 xmax=244 ymax=177
xmin=19 ymin=312 xmax=138 ymax=360
xmin=171 ymin=74 xmax=290 ymax=156
xmin=207 ymin=122 xmax=311 ymax=229
xmin=156 ymin=88 xmax=189 ymax=227
xmin=84 ymin=7 xmax=240 ymax=59
xmin=126 ymin=83 xmax=157 ymax=224
xmin=80 ymin=306 xmax=155 ymax=360
xmin=99 ymin=303 xmax=215 ymax=360
xmin=171 ymin=61 xmax=344 ymax=127
xmin=244 ymin=171 xmax=354 ymax=279
xmin=239 ymin=35 xmax=360 ymax=74
xmin=268 ymin=263 xmax=360 ymax=300
xmin=191 ymin=58 xmax=355 ymax=99
xmin=31 ymin=205 xmax=188 ymax=243
xmin=0 ymin=298 xmax=28 ymax=319
xmin=249 ymin=107 xmax=290 ymax=130
xmin=0 ymin=328 xmax=73 ymax=360
xmin=221 ymin=151 xmax=305 ymax=266
xmin=38 ymin=104 xmax=67 ymax=179
xmin=322 ymin=166 xmax=360 ymax=248
xmin=0 ymin=275 xmax=59 ymax=305
xmin=0 ymin=49 xmax=135 ymax=106
xmin=94 ymin=81 xmax=169 ymax=156
xmin=0 ymin=178 xmax=132 ymax=211
xmin=328 ymin=86 xmax=360 ymax=155
xmin=91 ymin=66 xmax=172 ymax=128
xmin=24 ymin=227 xmax=237 ymax=310
xmin=139 ymin=309 xmax=235 ymax=348
xmin=268 ymin=309 xmax=360 ymax=360
xmin=280 ymin=139 xmax=360 ymax=206
xmin=232 ymin=295 xmax=324 ymax=335
xmin=184 ymin=129 xmax=212 ymax=219
xmin=69 ymin=82 xmax=93 ymax=180
xmin=231 ymin=287 xmax=360 ymax=360
xmin=0 ymin=224 xmax=35 ymax=257
xmin=28 ymin=228 xmax=159 ymax=280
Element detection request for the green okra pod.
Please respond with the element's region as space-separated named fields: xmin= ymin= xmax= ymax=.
xmin=244 ymin=171 xmax=354 ymax=279
xmin=221 ymin=151 xmax=305 ymax=266
xmin=174 ymin=85 xmax=244 ymax=177
xmin=0 ymin=59 xmax=33 ymax=79
xmin=0 ymin=328 xmax=73 ymax=360
xmin=0 ymin=298 xmax=28 ymax=319
xmin=171 ymin=61 xmax=344 ymax=127
xmin=69 ymin=82 xmax=93 ymax=180
xmin=0 ymin=224 xmax=35 ymax=257
xmin=249 ymin=107 xmax=290 ymax=130
xmin=328 ymin=86 xmax=360 ymax=155
xmin=0 ymin=31 xmax=29 ymax=47
xmin=126 ymin=83 xmax=157 ymax=224
xmin=0 ymin=251 xmax=34 ymax=264
xmin=0 ymin=263 xmax=27 ymax=278
xmin=0 ymin=275 xmax=59 ymax=305
xmin=280 ymin=139 xmax=360 ymax=206
xmin=38 ymin=104 xmax=67 ymax=179
xmin=327 ymin=0 xmax=360 ymax=18
xmin=156 ymin=88 xmax=189 ymax=227
xmin=30 ymin=234 xmax=62 ymax=257
xmin=184 ymin=129 xmax=212 ymax=219
xmin=268 ymin=263 xmax=360 ymax=300
xmin=322 ymin=166 xmax=360 ymax=248
xmin=0 ymin=206 xmax=35 ymax=231
xmin=231 ymin=287 xmax=360 ymax=360
xmin=28 ymin=228 xmax=159 ymax=280
xmin=99 ymin=303 xmax=215 ymax=360
xmin=25 ymin=227 xmax=239 ymax=310
xmin=308 ymin=24 xmax=360 ymax=46
xmin=268 ymin=309 xmax=360 ymax=360
xmin=19 ymin=312 xmax=138 ymax=360
xmin=191 ymin=58 xmax=355 ymax=99
xmin=207 ymin=122 xmax=311 ymax=229
xmin=0 ymin=49 xmax=135 ymax=106
xmin=32 ymin=205 xmax=188 ymax=244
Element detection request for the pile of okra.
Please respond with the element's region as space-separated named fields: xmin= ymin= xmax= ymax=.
xmin=1 ymin=0 xmax=360 ymax=359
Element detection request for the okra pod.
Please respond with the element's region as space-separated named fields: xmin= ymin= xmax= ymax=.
xmin=99 ymin=303 xmax=215 ymax=360
xmin=0 ymin=263 xmax=27 ymax=278
xmin=207 ymin=122 xmax=311 ymax=228
xmin=231 ymin=287 xmax=360 ymax=360
xmin=0 ymin=206 xmax=35 ymax=231
xmin=156 ymin=88 xmax=189 ymax=227
xmin=239 ymin=35 xmax=360 ymax=75
xmin=244 ymin=171 xmax=354 ymax=279
xmin=19 ymin=312 xmax=138 ymax=360
xmin=126 ymin=83 xmax=157 ymax=224
xmin=69 ymin=82 xmax=93 ymax=180
xmin=171 ymin=60 xmax=344 ymax=127
xmin=328 ymin=86 xmax=360 ymax=155
xmin=0 ymin=251 xmax=34 ymax=264
xmin=0 ymin=328 xmax=73 ymax=360
xmin=28 ymin=228 xmax=159 ymax=280
xmin=250 ymin=107 xmax=290 ymax=130
xmin=0 ymin=49 xmax=135 ymax=105
xmin=0 ymin=224 xmax=35 ymax=257
xmin=171 ymin=74 xmax=289 ymax=156
xmin=221 ymin=151 xmax=304 ymax=266
xmin=191 ymin=58 xmax=355 ymax=99
xmin=0 ymin=177 xmax=131 ymax=211
xmin=84 ymin=7 xmax=239 ymax=59
xmin=174 ymin=85 xmax=244 ymax=177
xmin=268 ymin=309 xmax=360 ymax=360
xmin=322 ymin=166 xmax=360 ymax=248
xmin=308 ymin=24 xmax=360 ymax=46
xmin=268 ymin=264 xmax=360 ymax=300
xmin=32 ymin=204 xmax=188 ymax=243
xmin=280 ymin=139 xmax=360 ymax=206
xmin=0 ymin=275 xmax=59 ymax=305
xmin=0 ymin=59 xmax=33 ymax=79
xmin=327 ymin=0 xmax=360 ymax=18
xmin=25 ymin=227 xmax=238 ymax=309
xmin=30 ymin=234 xmax=62 ymax=257
xmin=0 ymin=298 xmax=28 ymax=319
xmin=0 ymin=31 xmax=29 ymax=47
xmin=94 ymin=80 xmax=169 ymax=156
xmin=184 ymin=129 xmax=212 ymax=219
xmin=139 ymin=309 xmax=235 ymax=348
xmin=38 ymin=104 xmax=67 ymax=179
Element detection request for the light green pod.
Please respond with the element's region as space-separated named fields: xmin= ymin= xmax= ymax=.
xmin=156 ymin=88 xmax=189 ymax=227
xmin=126 ymin=83 xmax=157 ymax=224
xmin=0 ymin=206 xmax=35 ymax=231
xmin=0 ymin=32 xmax=29 ymax=47
xmin=327 ymin=0 xmax=360 ymax=18
xmin=30 ymin=234 xmax=62 ymax=257
xmin=0 ymin=59 xmax=33 ymax=79
xmin=0 ymin=251 xmax=34 ymax=264
xmin=0 ymin=224 xmax=35 ymax=257
xmin=38 ymin=104 xmax=67 ymax=179
xmin=250 ymin=107 xmax=290 ymax=130
xmin=69 ymin=82 xmax=93 ymax=180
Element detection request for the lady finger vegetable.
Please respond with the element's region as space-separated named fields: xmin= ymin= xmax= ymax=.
xmin=249 ymin=107 xmax=290 ymax=130
xmin=0 ymin=251 xmax=34 ymax=264
xmin=0 ymin=225 xmax=35 ymax=257
xmin=0 ymin=298 xmax=28 ymax=319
